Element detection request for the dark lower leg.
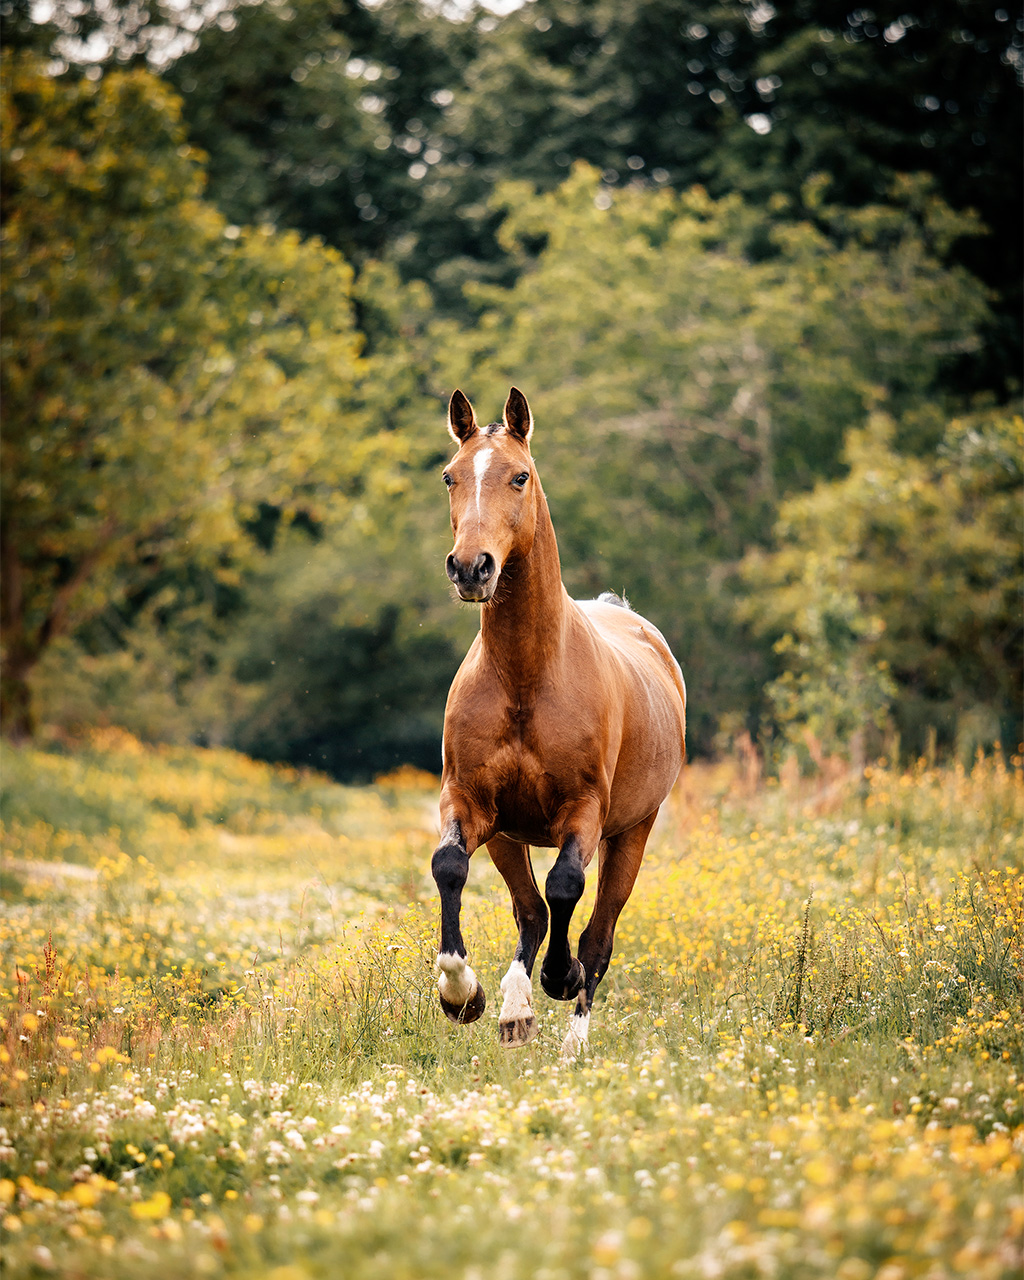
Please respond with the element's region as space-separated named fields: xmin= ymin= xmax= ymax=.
xmin=432 ymin=822 xmax=486 ymax=1023
xmin=510 ymin=899 xmax=548 ymax=986
xmin=431 ymin=826 xmax=470 ymax=960
xmin=541 ymin=836 xmax=587 ymax=1000
xmin=487 ymin=837 xmax=547 ymax=1045
xmin=488 ymin=836 xmax=549 ymax=976
xmin=576 ymin=922 xmax=614 ymax=1010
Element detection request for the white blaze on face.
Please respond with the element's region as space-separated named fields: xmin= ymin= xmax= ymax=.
xmin=437 ymin=951 xmax=478 ymax=1004
xmin=472 ymin=447 xmax=494 ymax=523
xmin=498 ymin=959 xmax=533 ymax=1024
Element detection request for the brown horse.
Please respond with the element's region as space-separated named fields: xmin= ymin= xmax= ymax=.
xmin=431 ymin=387 xmax=686 ymax=1056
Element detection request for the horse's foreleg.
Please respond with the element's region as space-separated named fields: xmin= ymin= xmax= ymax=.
xmin=488 ymin=835 xmax=548 ymax=1047
xmin=562 ymin=811 xmax=657 ymax=1058
xmin=540 ymin=829 xmax=594 ymax=1001
xmin=432 ymin=819 xmax=486 ymax=1024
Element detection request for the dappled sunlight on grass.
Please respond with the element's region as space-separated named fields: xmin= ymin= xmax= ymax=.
xmin=0 ymin=734 xmax=1021 ymax=1277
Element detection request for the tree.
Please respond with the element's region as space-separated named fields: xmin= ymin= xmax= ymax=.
xmin=0 ymin=56 xmax=369 ymax=738
xmin=163 ymin=0 xmax=382 ymax=258
xmin=709 ymin=2 xmax=1023 ymax=397
xmin=424 ymin=165 xmax=989 ymax=749
xmin=16 ymin=2 xmax=1021 ymax=396
xmin=162 ymin=0 xmax=757 ymax=303
xmin=161 ymin=0 xmax=1021 ymax=378
xmin=741 ymin=411 xmax=1023 ymax=759
xmin=228 ymin=510 xmax=474 ymax=780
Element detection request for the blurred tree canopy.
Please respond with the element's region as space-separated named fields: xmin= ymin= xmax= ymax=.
xmin=0 ymin=54 xmax=371 ymax=738
xmin=3 ymin=1 xmax=1022 ymax=771
xmin=425 ymin=165 xmax=991 ymax=748
xmin=741 ymin=411 xmax=1023 ymax=759
xmin=10 ymin=1 xmax=1019 ymax=377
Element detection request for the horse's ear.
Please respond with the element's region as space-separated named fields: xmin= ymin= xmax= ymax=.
xmin=503 ymin=387 xmax=533 ymax=443
xmin=448 ymin=390 xmax=478 ymax=443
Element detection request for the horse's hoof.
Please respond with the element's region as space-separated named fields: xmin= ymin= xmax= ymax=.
xmin=439 ymin=983 xmax=486 ymax=1025
xmin=540 ymin=956 xmax=586 ymax=1001
xmin=499 ymin=1015 xmax=538 ymax=1047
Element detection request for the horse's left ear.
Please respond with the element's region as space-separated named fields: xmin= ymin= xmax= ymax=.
xmin=448 ymin=389 xmax=478 ymax=443
xmin=503 ymin=387 xmax=533 ymax=443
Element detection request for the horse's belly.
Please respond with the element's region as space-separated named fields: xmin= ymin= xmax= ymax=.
xmin=498 ymin=829 xmax=556 ymax=848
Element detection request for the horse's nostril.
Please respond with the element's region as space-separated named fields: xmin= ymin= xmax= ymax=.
xmin=448 ymin=551 xmax=496 ymax=592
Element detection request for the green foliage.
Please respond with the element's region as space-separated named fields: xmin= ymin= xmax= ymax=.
xmin=228 ymin=523 xmax=472 ymax=781
xmin=742 ymin=411 xmax=1023 ymax=758
xmin=428 ymin=165 xmax=990 ymax=751
xmin=163 ymin=0 xmax=380 ymax=254
xmin=149 ymin=0 xmax=1022 ymax=372
xmin=3 ymin=5 xmax=1020 ymax=770
xmin=29 ymin=608 xmax=253 ymax=749
xmin=33 ymin=0 xmax=1017 ymax=384
xmin=215 ymin=257 xmax=473 ymax=778
xmin=758 ymin=566 xmax=898 ymax=762
xmin=709 ymin=4 xmax=1023 ymax=392
xmin=0 ymin=55 xmax=368 ymax=736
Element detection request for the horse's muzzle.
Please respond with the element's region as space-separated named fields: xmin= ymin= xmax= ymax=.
xmin=447 ymin=551 xmax=497 ymax=602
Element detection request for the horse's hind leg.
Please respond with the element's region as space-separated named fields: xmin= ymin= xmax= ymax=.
xmin=487 ymin=835 xmax=549 ymax=1047
xmin=562 ymin=811 xmax=657 ymax=1058
xmin=432 ymin=817 xmax=487 ymax=1024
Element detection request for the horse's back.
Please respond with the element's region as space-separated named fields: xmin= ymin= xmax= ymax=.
xmin=575 ymin=597 xmax=687 ymax=714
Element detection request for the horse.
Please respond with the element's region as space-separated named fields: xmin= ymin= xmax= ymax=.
xmin=431 ymin=387 xmax=686 ymax=1057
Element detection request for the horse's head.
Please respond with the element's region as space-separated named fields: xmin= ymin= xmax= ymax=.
xmin=442 ymin=387 xmax=538 ymax=603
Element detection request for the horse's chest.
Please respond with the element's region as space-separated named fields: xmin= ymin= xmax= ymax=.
xmin=494 ymin=770 xmax=558 ymax=846
xmin=488 ymin=707 xmax=594 ymax=845
xmin=446 ymin=671 xmax=605 ymax=842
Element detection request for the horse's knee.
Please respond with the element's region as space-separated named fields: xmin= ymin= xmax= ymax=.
xmin=545 ymin=845 xmax=585 ymax=907
xmin=432 ymin=843 xmax=469 ymax=896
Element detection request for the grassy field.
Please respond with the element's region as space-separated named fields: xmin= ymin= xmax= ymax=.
xmin=0 ymin=728 xmax=1021 ymax=1280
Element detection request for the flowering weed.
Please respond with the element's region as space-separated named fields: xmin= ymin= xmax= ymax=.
xmin=0 ymin=734 xmax=1020 ymax=1278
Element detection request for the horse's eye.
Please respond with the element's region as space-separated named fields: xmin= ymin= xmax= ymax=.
xmin=512 ymin=472 xmax=530 ymax=488
xmin=443 ymin=473 xmax=454 ymax=488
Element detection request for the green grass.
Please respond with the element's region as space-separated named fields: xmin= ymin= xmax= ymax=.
xmin=0 ymin=733 xmax=1021 ymax=1278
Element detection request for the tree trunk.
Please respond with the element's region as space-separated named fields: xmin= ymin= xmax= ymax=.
xmin=1 ymin=654 xmax=36 ymax=744
xmin=0 ymin=521 xmax=35 ymax=741
xmin=1 ymin=515 xmax=115 ymax=742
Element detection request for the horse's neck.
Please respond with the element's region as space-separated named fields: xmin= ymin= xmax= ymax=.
xmin=479 ymin=494 xmax=568 ymax=688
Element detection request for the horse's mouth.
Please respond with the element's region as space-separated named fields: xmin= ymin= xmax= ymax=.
xmin=454 ymin=581 xmax=497 ymax=604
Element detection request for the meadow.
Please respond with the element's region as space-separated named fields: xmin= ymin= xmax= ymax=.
xmin=0 ymin=728 xmax=1020 ymax=1280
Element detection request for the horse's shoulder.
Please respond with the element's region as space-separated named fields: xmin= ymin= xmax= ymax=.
xmin=448 ymin=637 xmax=498 ymax=701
